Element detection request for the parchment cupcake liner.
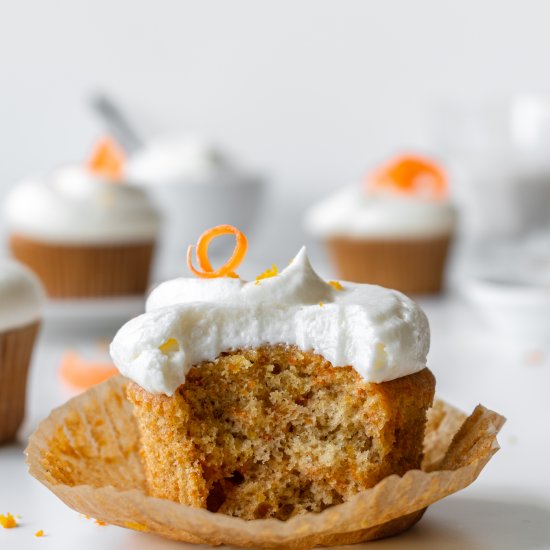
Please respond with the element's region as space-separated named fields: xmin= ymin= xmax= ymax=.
xmin=327 ymin=235 xmax=452 ymax=294
xmin=26 ymin=375 xmax=504 ymax=549
xmin=10 ymin=234 xmax=155 ymax=298
xmin=0 ymin=321 xmax=40 ymax=444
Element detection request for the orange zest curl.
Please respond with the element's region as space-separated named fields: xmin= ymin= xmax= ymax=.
xmin=187 ymin=225 xmax=248 ymax=279
xmin=366 ymin=154 xmax=448 ymax=200
xmin=87 ymin=137 xmax=125 ymax=181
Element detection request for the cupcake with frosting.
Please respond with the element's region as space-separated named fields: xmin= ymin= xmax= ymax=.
xmin=4 ymin=138 xmax=161 ymax=298
xmin=304 ymin=154 xmax=457 ymax=294
xmin=0 ymin=259 xmax=43 ymax=443
xmin=126 ymin=137 xmax=264 ymax=277
xmin=110 ymin=225 xmax=435 ymax=521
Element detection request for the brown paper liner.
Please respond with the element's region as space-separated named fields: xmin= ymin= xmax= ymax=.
xmin=327 ymin=235 xmax=452 ymax=294
xmin=0 ymin=321 xmax=40 ymax=444
xmin=10 ymin=234 xmax=155 ymax=298
xmin=26 ymin=375 xmax=504 ymax=548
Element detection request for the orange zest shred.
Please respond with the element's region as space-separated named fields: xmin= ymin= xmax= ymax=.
xmin=187 ymin=225 xmax=248 ymax=279
xmin=366 ymin=154 xmax=447 ymax=200
xmin=255 ymin=264 xmax=278 ymax=284
xmin=35 ymin=530 xmax=44 ymax=537
xmin=0 ymin=513 xmax=17 ymax=528
xmin=59 ymin=351 xmax=118 ymax=390
xmin=87 ymin=137 xmax=125 ymax=181
xmin=328 ymin=280 xmax=343 ymax=291
xmin=124 ymin=521 xmax=149 ymax=532
xmin=94 ymin=519 xmax=107 ymax=526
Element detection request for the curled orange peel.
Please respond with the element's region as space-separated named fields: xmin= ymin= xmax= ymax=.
xmin=87 ymin=137 xmax=125 ymax=181
xmin=366 ymin=154 xmax=448 ymax=200
xmin=59 ymin=350 xmax=118 ymax=390
xmin=187 ymin=225 xmax=248 ymax=278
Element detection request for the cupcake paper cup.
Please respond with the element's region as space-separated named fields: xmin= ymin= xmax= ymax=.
xmin=327 ymin=234 xmax=452 ymax=294
xmin=26 ymin=375 xmax=504 ymax=549
xmin=0 ymin=321 xmax=40 ymax=444
xmin=10 ymin=235 xmax=155 ymax=298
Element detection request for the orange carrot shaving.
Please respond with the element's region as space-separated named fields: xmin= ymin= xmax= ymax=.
xmin=87 ymin=137 xmax=125 ymax=181
xmin=328 ymin=280 xmax=343 ymax=291
xmin=366 ymin=154 xmax=448 ymax=200
xmin=35 ymin=530 xmax=44 ymax=537
xmin=187 ymin=225 xmax=248 ymax=278
xmin=59 ymin=351 xmax=118 ymax=390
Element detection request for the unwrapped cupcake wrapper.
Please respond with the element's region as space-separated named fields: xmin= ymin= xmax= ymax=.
xmin=327 ymin=235 xmax=452 ymax=294
xmin=10 ymin=235 xmax=155 ymax=298
xmin=0 ymin=321 xmax=40 ymax=444
xmin=26 ymin=375 xmax=504 ymax=548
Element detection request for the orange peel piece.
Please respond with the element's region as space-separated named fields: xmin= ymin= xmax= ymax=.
xmin=187 ymin=225 xmax=248 ymax=279
xmin=366 ymin=154 xmax=448 ymax=200
xmin=59 ymin=351 xmax=118 ymax=390
xmin=87 ymin=137 xmax=125 ymax=181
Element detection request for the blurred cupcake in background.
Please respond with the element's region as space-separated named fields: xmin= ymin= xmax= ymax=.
xmin=4 ymin=138 xmax=161 ymax=298
xmin=305 ymin=155 xmax=456 ymax=294
xmin=0 ymin=259 xmax=43 ymax=443
xmin=126 ymin=137 xmax=264 ymax=278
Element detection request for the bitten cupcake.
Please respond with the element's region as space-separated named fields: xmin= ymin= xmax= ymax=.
xmin=304 ymin=155 xmax=457 ymax=294
xmin=111 ymin=225 xmax=435 ymax=520
xmin=0 ymin=260 xmax=43 ymax=443
xmin=4 ymin=139 xmax=161 ymax=298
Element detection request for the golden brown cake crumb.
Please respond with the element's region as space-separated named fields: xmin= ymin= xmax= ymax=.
xmin=127 ymin=345 xmax=435 ymax=520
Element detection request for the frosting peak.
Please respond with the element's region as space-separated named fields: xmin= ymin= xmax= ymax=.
xmin=111 ymin=249 xmax=430 ymax=395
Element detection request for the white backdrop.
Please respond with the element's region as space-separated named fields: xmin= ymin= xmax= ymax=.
xmin=1 ymin=0 xmax=550 ymax=259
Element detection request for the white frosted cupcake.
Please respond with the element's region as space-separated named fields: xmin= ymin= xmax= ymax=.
xmin=126 ymin=137 xmax=264 ymax=277
xmin=4 ymin=139 xmax=161 ymax=298
xmin=0 ymin=260 xmax=43 ymax=443
xmin=305 ymin=155 xmax=457 ymax=294
xmin=110 ymin=226 xmax=435 ymax=521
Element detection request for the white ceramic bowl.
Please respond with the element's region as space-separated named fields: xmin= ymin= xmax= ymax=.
xmin=463 ymin=276 xmax=550 ymax=343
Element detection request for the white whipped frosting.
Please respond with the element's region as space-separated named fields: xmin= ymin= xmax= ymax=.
xmin=0 ymin=259 xmax=44 ymax=332
xmin=126 ymin=137 xmax=253 ymax=185
xmin=110 ymin=248 xmax=430 ymax=395
xmin=304 ymin=186 xmax=456 ymax=239
xmin=4 ymin=166 xmax=160 ymax=244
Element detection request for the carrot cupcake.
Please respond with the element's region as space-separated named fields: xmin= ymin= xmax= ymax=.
xmin=4 ymin=138 xmax=161 ymax=298
xmin=304 ymin=154 xmax=456 ymax=294
xmin=110 ymin=225 xmax=435 ymax=520
xmin=0 ymin=259 xmax=43 ymax=443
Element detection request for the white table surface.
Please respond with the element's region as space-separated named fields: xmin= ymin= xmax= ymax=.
xmin=1 ymin=287 xmax=550 ymax=549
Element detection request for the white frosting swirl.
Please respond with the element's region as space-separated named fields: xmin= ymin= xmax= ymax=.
xmin=304 ymin=186 xmax=456 ymax=238
xmin=0 ymin=259 xmax=44 ymax=332
xmin=126 ymin=137 xmax=253 ymax=186
xmin=4 ymin=166 xmax=160 ymax=244
xmin=110 ymin=248 xmax=430 ymax=395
